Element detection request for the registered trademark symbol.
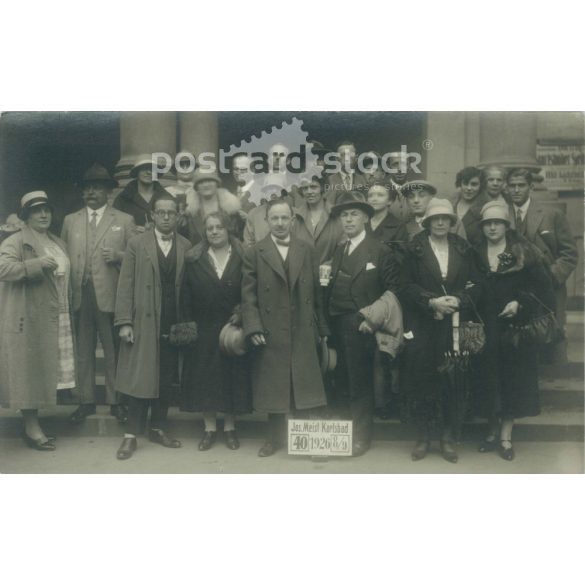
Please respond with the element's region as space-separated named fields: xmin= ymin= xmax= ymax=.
xmin=422 ymin=139 xmax=434 ymax=151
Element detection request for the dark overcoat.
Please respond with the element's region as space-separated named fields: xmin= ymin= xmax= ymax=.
xmin=241 ymin=235 xmax=329 ymax=413
xmin=398 ymin=231 xmax=482 ymax=427
xmin=0 ymin=227 xmax=74 ymax=409
xmin=180 ymin=239 xmax=251 ymax=413
xmin=114 ymin=230 xmax=191 ymax=399
xmin=472 ymin=230 xmax=556 ymax=419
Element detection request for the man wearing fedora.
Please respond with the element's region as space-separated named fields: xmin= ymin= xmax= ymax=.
xmin=325 ymin=191 xmax=400 ymax=456
xmin=61 ymin=164 xmax=136 ymax=424
xmin=113 ymin=157 xmax=172 ymax=228
xmin=242 ymin=198 xmax=330 ymax=457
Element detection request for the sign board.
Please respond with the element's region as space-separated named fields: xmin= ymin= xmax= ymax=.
xmin=288 ymin=419 xmax=352 ymax=456
xmin=536 ymin=144 xmax=584 ymax=191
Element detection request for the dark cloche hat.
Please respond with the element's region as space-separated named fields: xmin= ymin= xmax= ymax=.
xmin=330 ymin=190 xmax=375 ymax=218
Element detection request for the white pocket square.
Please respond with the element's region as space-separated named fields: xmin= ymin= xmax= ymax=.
xmin=111 ymin=226 xmax=121 ymax=232
xmin=366 ymin=262 xmax=376 ymax=270
xmin=540 ymin=230 xmax=551 ymax=235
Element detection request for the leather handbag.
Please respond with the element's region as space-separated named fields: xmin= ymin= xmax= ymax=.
xmin=502 ymin=293 xmax=559 ymax=349
xmin=168 ymin=322 xmax=198 ymax=347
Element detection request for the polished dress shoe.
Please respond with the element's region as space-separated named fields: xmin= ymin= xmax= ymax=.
xmin=411 ymin=441 xmax=430 ymax=461
xmin=478 ymin=435 xmax=498 ymax=453
xmin=198 ymin=431 xmax=216 ymax=451
xmin=117 ymin=437 xmax=137 ymax=460
xmin=352 ymin=440 xmax=370 ymax=457
xmin=149 ymin=429 xmax=182 ymax=448
xmin=224 ymin=431 xmax=240 ymax=450
xmin=22 ymin=432 xmax=56 ymax=451
xmin=258 ymin=441 xmax=280 ymax=457
xmin=498 ymin=440 xmax=515 ymax=461
xmin=440 ymin=441 xmax=458 ymax=464
xmin=68 ymin=404 xmax=96 ymax=425
xmin=110 ymin=404 xmax=128 ymax=424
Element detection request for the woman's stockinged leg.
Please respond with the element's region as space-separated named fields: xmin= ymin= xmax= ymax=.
xmin=21 ymin=409 xmax=46 ymax=441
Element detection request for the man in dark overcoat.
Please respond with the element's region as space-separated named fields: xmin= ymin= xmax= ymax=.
xmin=241 ymin=199 xmax=330 ymax=457
xmin=114 ymin=195 xmax=191 ymax=460
xmin=325 ymin=191 xmax=400 ymax=456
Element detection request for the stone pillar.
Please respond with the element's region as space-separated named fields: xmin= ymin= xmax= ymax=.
xmin=424 ymin=112 xmax=467 ymax=198
xmin=115 ymin=112 xmax=177 ymax=186
xmin=179 ymin=112 xmax=219 ymax=163
xmin=478 ymin=111 xmax=539 ymax=170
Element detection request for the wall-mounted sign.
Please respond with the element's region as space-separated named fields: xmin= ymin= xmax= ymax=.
xmin=536 ymin=144 xmax=584 ymax=191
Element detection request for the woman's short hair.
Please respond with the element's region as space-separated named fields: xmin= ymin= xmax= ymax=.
xmin=481 ymin=165 xmax=507 ymax=182
xmin=203 ymin=210 xmax=230 ymax=230
xmin=507 ymin=167 xmax=535 ymax=184
xmin=455 ymin=166 xmax=485 ymax=189
xmin=299 ymin=175 xmax=325 ymax=192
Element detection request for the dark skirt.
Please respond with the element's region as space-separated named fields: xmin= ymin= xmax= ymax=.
xmin=180 ymin=321 xmax=252 ymax=414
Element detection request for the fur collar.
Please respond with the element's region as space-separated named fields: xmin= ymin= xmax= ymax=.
xmin=409 ymin=230 xmax=470 ymax=258
xmin=185 ymin=188 xmax=241 ymax=217
xmin=476 ymin=230 xmax=543 ymax=275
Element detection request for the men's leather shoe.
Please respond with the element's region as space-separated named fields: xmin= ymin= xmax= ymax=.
xmin=149 ymin=429 xmax=182 ymax=448
xmin=411 ymin=441 xmax=430 ymax=461
xmin=116 ymin=437 xmax=137 ymax=460
xmin=111 ymin=405 xmax=128 ymax=424
xmin=258 ymin=441 xmax=280 ymax=457
xmin=352 ymin=440 xmax=370 ymax=457
xmin=68 ymin=404 xmax=96 ymax=425
xmin=440 ymin=441 xmax=458 ymax=463
xmin=224 ymin=431 xmax=240 ymax=450
xmin=198 ymin=431 xmax=216 ymax=451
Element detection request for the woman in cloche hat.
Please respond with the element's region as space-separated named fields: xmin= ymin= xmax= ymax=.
xmin=471 ymin=201 xmax=555 ymax=461
xmin=399 ymin=198 xmax=482 ymax=463
xmin=0 ymin=192 xmax=76 ymax=450
xmin=180 ymin=211 xmax=251 ymax=451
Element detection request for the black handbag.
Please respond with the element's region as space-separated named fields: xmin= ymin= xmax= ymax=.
xmin=502 ymin=293 xmax=559 ymax=349
xmin=167 ymin=322 xmax=198 ymax=347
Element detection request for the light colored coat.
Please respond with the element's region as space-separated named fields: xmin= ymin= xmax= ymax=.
xmin=61 ymin=206 xmax=135 ymax=312
xmin=0 ymin=227 xmax=73 ymax=409
xmin=114 ymin=230 xmax=191 ymax=399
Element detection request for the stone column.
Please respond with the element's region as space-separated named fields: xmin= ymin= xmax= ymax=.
xmin=179 ymin=112 xmax=219 ymax=164
xmin=478 ymin=111 xmax=539 ymax=170
xmin=424 ymin=112 xmax=467 ymax=198
xmin=115 ymin=112 xmax=177 ymax=186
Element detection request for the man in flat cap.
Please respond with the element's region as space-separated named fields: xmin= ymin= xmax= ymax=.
xmin=325 ymin=191 xmax=400 ymax=456
xmin=61 ymin=164 xmax=136 ymax=423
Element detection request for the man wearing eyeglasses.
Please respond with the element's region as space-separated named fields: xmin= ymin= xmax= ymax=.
xmin=114 ymin=195 xmax=192 ymax=460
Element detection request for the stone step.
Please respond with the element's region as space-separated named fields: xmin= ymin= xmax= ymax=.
xmin=1 ymin=405 xmax=582 ymax=443
xmin=539 ymin=376 xmax=584 ymax=407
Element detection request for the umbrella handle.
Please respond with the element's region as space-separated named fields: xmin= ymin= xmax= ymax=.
xmin=452 ymin=311 xmax=460 ymax=354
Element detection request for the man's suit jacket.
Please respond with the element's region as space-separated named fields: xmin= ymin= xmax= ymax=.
xmin=61 ymin=206 xmax=135 ymax=313
xmin=453 ymin=192 xmax=491 ymax=248
xmin=324 ymin=172 xmax=368 ymax=209
xmin=326 ymin=233 xmax=400 ymax=314
xmin=510 ymin=198 xmax=577 ymax=287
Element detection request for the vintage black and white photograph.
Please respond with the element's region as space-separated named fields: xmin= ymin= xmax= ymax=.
xmin=0 ymin=111 xmax=582 ymax=473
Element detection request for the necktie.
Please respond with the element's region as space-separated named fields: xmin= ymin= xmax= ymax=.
xmin=516 ymin=209 xmax=524 ymax=234
xmin=344 ymin=239 xmax=352 ymax=256
xmin=237 ymin=186 xmax=243 ymax=198
xmin=90 ymin=211 xmax=98 ymax=229
xmin=343 ymin=173 xmax=351 ymax=190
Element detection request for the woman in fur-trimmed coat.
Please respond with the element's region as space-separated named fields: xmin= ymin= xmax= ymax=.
xmin=472 ymin=202 xmax=556 ymax=461
xmin=182 ymin=172 xmax=246 ymax=244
